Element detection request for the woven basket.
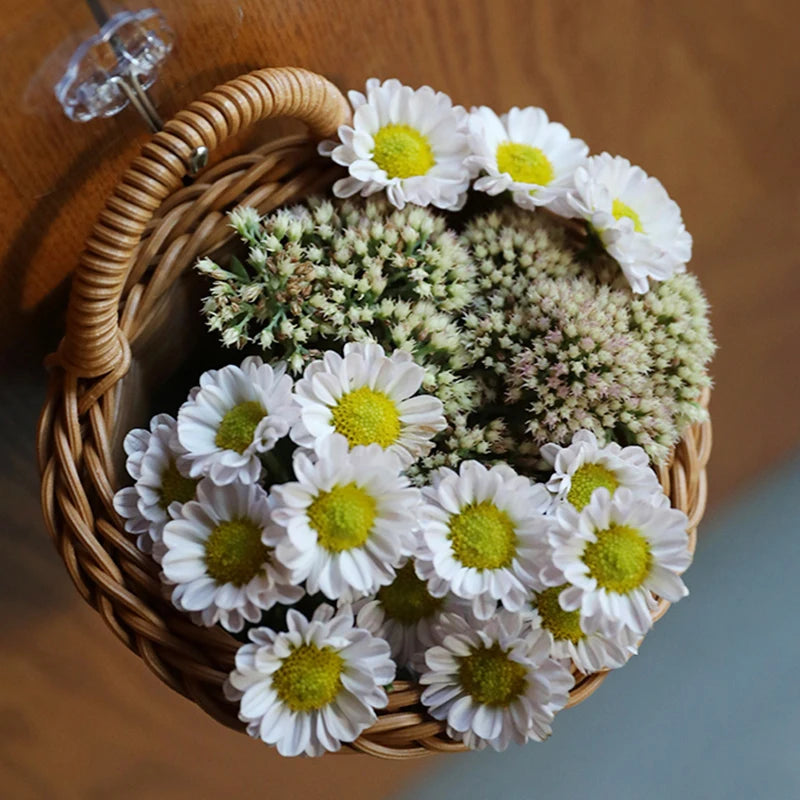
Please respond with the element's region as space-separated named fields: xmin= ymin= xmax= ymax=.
xmin=37 ymin=67 xmax=713 ymax=758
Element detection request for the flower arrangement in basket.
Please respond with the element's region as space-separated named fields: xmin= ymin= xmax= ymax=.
xmin=39 ymin=68 xmax=713 ymax=759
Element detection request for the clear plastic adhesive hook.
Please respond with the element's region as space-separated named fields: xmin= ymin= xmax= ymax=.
xmin=55 ymin=7 xmax=174 ymax=130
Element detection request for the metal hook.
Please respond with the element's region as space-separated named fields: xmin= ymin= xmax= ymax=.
xmin=109 ymin=72 xmax=163 ymax=133
xmin=84 ymin=0 xmax=164 ymax=132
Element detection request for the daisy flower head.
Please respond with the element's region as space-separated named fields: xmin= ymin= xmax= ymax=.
xmin=161 ymin=479 xmax=302 ymax=632
xmin=541 ymin=429 xmax=662 ymax=512
xmin=550 ymin=487 xmax=691 ymax=636
xmin=529 ymin=577 xmax=639 ymax=674
xmin=113 ymin=413 xmax=197 ymax=560
xmin=415 ymin=461 xmax=554 ymax=620
xmin=271 ymin=434 xmax=421 ymax=600
xmin=565 ymin=153 xmax=693 ymax=293
xmin=177 ymin=356 xmax=297 ymax=485
xmin=291 ymin=342 xmax=447 ymax=467
xmin=224 ymin=604 xmax=395 ymax=756
xmin=420 ymin=610 xmax=573 ymax=751
xmin=352 ymin=559 xmax=469 ymax=674
xmin=466 ymin=105 xmax=588 ymax=214
xmin=318 ymin=78 xmax=471 ymax=211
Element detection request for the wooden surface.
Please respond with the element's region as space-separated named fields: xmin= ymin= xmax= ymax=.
xmin=1 ymin=0 xmax=799 ymax=797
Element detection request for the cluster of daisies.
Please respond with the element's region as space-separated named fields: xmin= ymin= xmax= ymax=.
xmin=114 ymin=342 xmax=693 ymax=756
xmin=322 ymin=77 xmax=691 ymax=293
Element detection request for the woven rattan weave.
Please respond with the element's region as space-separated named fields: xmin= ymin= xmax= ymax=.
xmin=37 ymin=67 xmax=712 ymax=758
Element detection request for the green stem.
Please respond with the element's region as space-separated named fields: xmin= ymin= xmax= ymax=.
xmin=262 ymin=450 xmax=290 ymax=485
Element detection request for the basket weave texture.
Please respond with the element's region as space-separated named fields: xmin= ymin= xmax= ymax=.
xmin=37 ymin=67 xmax=712 ymax=758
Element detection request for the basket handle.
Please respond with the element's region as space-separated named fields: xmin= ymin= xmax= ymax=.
xmin=58 ymin=67 xmax=351 ymax=379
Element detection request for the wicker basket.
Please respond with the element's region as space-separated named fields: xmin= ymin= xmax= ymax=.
xmin=37 ymin=67 xmax=713 ymax=758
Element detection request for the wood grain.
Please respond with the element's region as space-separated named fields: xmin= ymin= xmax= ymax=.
xmin=1 ymin=0 xmax=799 ymax=796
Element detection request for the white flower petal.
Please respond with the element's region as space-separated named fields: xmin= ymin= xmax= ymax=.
xmin=318 ymin=78 xmax=471 ymax=210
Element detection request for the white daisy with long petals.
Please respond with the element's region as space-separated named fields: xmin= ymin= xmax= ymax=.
xmin=113 ymin=413 xmax=197 ymax=560
xmin=541 ymin=429 xmax=662 ymax=512
xmin=529 ymin=580 xmax=639 ymax=674
xmin=352 ymin=559 xmax=469 ymax=674
xmin=224 ymin=604 xmax=395 ymax=756
xmin=565 ymin=153 xmax=692 ymax=293
xmin=415 ymin=461 xmax=553 ymax=620
xmin=550 ymin=487 xmax=691 ymax=636
xmin=291 ymin=342 xmax=446 ymax=467
xmin=177 ymin=356 xmax=297 ymax=485
xmin=319 ymin=78 xmax=472 ymax=211
xmin=466 ymin=105 xmax=588 ymax=214
xmin=271 ymin=434 xmax=421 ymax=600
xmin=420 ymin=610 xmax=573 ymax=751
xmin=161 ymin=479 xmax=302 ymax=632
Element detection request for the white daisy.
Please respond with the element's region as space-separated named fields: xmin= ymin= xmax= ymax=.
xmin=291 ymin=342 xmax=446 ymax=468
xmin=318 ymin=78 xmax=472 ymax=211
xmin=177 ymin=356 xmax=297 ymax=485
xmin=415 ymin=461 xmax=553 ymax=620
xmin=466 ymin=105 xmax=588 ymax=213
xmin=224 ymin=604 xmax=395 ymax=757
xmin=420 ymin=610 xmax=573 ymax=751
xmin=271 ymin=434 xmax=421 ymax=600
xmin=113 ymin=413 xmax=197 ymax=561
xmin=529 ymin=580 xmax=638 ymax=674
xmin=550 ymin=487 xmax=691 ymax=636
xmin=565 ymin=153 xmax=693 ymax=293
xmin=352 ymin=559 xmax=469 ymax=674
xmin=541 ymin=429 xmax=662 ymax=512
xmin=161 ymin=479 xmax=302 ymax=632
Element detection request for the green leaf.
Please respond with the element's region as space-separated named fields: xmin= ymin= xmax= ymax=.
xmin=227 ymin=255 xmax=249 ymax=280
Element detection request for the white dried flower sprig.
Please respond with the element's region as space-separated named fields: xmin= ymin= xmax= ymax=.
xmin=461 ymin=209 xmax=713 ymax=463
xmin=200 ymin=199 xmax=713 ymax=467
xmin=628 ymin=273 xmax=715 ymax=431
xmin=199 ymin=197 xmax=477 ymax=375
xmin=505 ymin=275 xmax=665 ymax=456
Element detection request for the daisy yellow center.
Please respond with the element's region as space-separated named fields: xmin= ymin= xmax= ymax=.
xmin=204 ymin=518 xmax=270 ymax=586
xmin=158 ymin=461 xmax=198 ymax=509
xmin=308 ymin=483 xmax=377 ymax=553
xmin=534 ymin=584 xmax=585 ymax=644
xmin=566 ymin=463 xmax=619 ymax=511
xmin=612 ymin=198 xmax=644 ymax=233
xmin=584 ymin=524 xmax=652 ymax=594
xmin=448 ymin=501 xmax=517 ymax=570
xmin=377 ymin=561 xmax=444 ymax=625
xmin=372 ymin=124 xmax=435 ymax=179
xmin=458 ymin=643 xmax=528 ymax=707
xmin=331 ymin=386 xmax=401 ymax=448
xmin=272 ymin=644 xmax=344 ymax=713
xmin=215 ymin=401 xmax=266 ymax=454
xmin=496 ymin=141 xmax=554 ymax=187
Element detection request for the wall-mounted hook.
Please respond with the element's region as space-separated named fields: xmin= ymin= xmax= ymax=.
xmin=55 ymin=3 xmax=207 ymax=175
xmin=55 ymin=5 xmax=173 ymax=130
